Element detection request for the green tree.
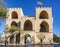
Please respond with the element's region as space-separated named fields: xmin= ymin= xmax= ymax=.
xmin=0 ymin=6 xmax=6 ymax=18
xmin=53 ymin=34 xmax=60 ymax=43
xmin=0 ymin=33 xmax=2 ymax=41
xmin=9 ymin=25 xmax=18 ymax=33
xmin=5 ymin=25 xmax=10 ymax=33
xmin=0 ymin=0 xmax=6 ymax=18
xmin=5 ymin=25 xmax=18 ymax=33
xmin=59 ymin=37 xmax=60 ymax=43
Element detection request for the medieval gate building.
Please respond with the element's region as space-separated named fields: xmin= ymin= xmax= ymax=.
xmin=6 ymin=7 xmax=53 ymax=45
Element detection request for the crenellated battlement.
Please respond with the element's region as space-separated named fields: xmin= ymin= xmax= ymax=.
xmin=7 ymin=8 xmax=22 ymax=10
xmin=7 ymin=7 xmax=52 ymax=10
xmin=36 ymin=7 xmax=52 ymax=10
xmin=6 ymin=8 xmax=24 ymax=19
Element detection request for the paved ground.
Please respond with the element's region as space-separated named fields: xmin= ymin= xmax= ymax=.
xmin=0 ymin=44 xmax=60 ymax=47
xmin=0 ymin=45 xmax=54 ymax=47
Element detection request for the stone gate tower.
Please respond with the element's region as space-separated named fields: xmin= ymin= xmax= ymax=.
xmin=6 ymin=7 xmax=53 ymax=45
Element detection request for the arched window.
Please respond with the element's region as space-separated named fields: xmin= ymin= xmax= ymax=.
xmin=39 ymin=11 xmax=48 ymax=19
xmin=12 ymin=11 xmax=18 ymax=19
xmin=24 ymin=34 xmax=31 ymax=44
xmin=24 ymin=20 xmax=33 ymax=31
xmin=40 ymin=21 xmax=49 ymax=32
xmin=11 ymin=21 xmax=17 ymax=27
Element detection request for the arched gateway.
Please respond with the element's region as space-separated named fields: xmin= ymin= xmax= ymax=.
xmin=24 ymin=34 xmax=31 ymax=44
xmin=6 ymin=7 xmax=53 ymax=45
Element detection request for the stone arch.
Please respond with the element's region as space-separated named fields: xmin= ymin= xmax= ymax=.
xmin=24 ymin=34 xmax=31 ymax=44
xmin=11 ymin=21 xmax=17 ymax=27
xmin=12 ymin=11 xmax=18 ymax=19
xmin=16 ymin=33 xmax=20 ymax=43
xmin=10 ymin=21 xmax=18 ymax=32
xmin=40 ymin=21 xmax=49 ymax=32
xmin=10 ymin=35 xmax=14 ymax=43
xmin=39 ymin=10 xmax=48 ymax=19
xmin=24 ymin=20 xmax=33 ymax=31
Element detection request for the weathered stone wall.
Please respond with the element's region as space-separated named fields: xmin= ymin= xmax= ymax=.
xmin=6 ymin=7 xmax=53 ymax=45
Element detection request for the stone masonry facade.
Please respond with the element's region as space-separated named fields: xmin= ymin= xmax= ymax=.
xmin=6 ymin=7 xmax=53 ymax=45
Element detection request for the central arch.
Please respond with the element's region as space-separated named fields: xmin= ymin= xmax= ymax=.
xmin=24 ymin=34 xmax=31 ymax=44
xmin=24 ymin=20 xmax=33 ymax=31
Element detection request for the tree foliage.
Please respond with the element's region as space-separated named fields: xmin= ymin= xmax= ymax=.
xmin=0 ymin=0 xmax=6 ymax=18
xmin=53 ymin=34 xmax=60 ymax=43
xmin=9 ymin=25 xmax=18 ymax=33
xmin=5 ymin=25 xmax=18 ymax=33
xmin=0 ymin=33 xmax=2 ymax=41
xmin=0 ymin=6 xmax=6 ymax=18
xmin=5 ymin=25 xmax=10 ymax=33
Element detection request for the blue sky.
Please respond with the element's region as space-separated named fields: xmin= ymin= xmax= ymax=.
xmin=0 ymin=0 xmax=60 ymax=36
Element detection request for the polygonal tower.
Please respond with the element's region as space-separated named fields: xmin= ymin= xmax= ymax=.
xmin=35 ymin=7 xmax=53 ymax=44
